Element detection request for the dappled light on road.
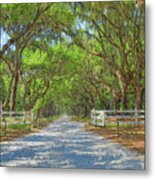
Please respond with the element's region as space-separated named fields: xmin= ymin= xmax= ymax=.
xmin=0 ymin=116 xmax=144 ymax=169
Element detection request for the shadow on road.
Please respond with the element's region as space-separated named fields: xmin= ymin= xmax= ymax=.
xmin=0 ymin=115 xmax=144 ymax=169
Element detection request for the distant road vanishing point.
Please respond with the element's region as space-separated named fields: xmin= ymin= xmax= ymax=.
xmin=0 ymin=115 xmax=144 ymax=169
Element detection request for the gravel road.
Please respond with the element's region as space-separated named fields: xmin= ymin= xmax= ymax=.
xmin=0 ymin=115 xmax=144 ymax=169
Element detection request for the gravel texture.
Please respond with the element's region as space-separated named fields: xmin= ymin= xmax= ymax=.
xmin=0 ymin=115 xmax=144 ymax=169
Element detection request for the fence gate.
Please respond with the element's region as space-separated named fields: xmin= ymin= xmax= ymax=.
xmin=91 ymin=109 xmax=105 ymax=126
xmin=91 ymin=109 xmax=145 ymax=127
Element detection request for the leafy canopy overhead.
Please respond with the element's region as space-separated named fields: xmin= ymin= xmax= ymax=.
xmin=0 ymin=1 xmax=144 ymax=115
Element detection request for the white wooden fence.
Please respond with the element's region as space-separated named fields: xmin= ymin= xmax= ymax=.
xmin=91 ymin=109 xmax=145 ymax=127
xmin=0 ymin=110 xmax=34 ymax=126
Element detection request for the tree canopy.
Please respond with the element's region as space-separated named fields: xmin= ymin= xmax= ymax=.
xmin=0 ymin=1 xmax=144 ymax=117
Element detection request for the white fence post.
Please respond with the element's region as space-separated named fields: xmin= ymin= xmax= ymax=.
xmin=102 ymin=111 xmax=105 ymax=126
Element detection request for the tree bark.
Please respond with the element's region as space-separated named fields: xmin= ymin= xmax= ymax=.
xmin=2 ymin=75 xmax=13 ymax=110
xmin=10 ymin=69 xmax=19 ymax=111
xmin=135 ymin=86 xmax=142 ymax=111
xmin=121 ymin=93 xmax=128 ymax=110
xmin=9 ymin=49 xmax=20 ymax=112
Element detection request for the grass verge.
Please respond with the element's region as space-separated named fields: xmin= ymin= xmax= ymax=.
xmin=0 ymin=115 xmax=60 ymax=142
xmin=71 ymin=115 xmax=90 ymax=123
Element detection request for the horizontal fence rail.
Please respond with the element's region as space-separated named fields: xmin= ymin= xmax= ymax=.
xmin=2 ymin=111 xmax=28 ymax=115
xmin=91 ymin=109 xmax=145 ymax=127
xmin=0 ymin=110 xmax=36 ymax=137
xmin=0 ymin=110 xmax=34 ymax=127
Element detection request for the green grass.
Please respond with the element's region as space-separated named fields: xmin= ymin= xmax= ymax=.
xmin=71 ymin=116 xmax=90 ymax=123
xmin=0 ymin=115 xmax=61 ymax=140
xmin=33 ymin=115 xmax=60 ymax=126
xmin=7 ymin=124 xmax=31 ymax=130
xmin=1 ymin=115 xmax=60 ymax=130
xmin=105 ymin=123 xmax=133 ymax=129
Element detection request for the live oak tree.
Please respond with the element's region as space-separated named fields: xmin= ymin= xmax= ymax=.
xmin=0 ymin=3 xmax=75 ymax=111
xmin=0 ymin=3 xmax=52 ymax=111
xmin=0 ymin=1 xmax=144 ymax=117
xmin=70 ymin=1 xmax=144 ymax=110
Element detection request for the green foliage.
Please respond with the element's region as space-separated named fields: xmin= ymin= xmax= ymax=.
xmin=71 ymin=116 xmax=90 ymax=123
xmin=7 ymin=124 xmax=31 ymax=130
xmin=1 ymin=1 xmax=144 ymax=118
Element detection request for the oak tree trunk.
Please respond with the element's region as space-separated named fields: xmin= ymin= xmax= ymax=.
xmin=10 ymin=70 xmax=19 ymax=111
